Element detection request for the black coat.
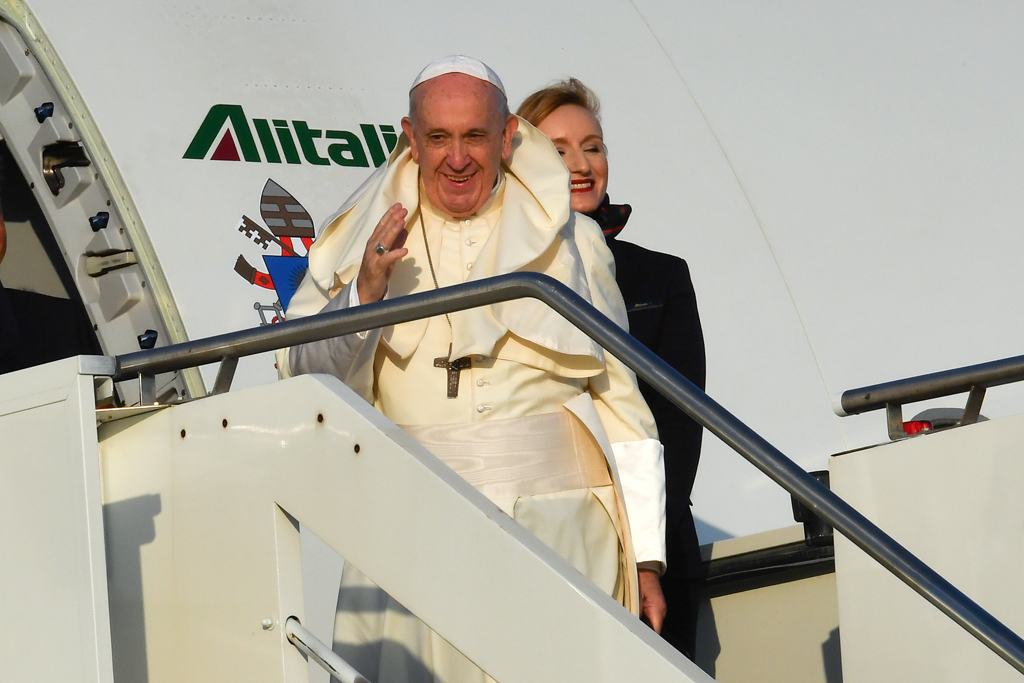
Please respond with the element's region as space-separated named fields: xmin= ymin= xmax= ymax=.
xmin=607 ymin=235 xmax=705 ymax=577
xmin=593 ymin=198 xmax=706 ymax=658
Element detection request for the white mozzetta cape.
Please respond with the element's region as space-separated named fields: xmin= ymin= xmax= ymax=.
xmin=277 ymin=118 xmax=667 ymax=569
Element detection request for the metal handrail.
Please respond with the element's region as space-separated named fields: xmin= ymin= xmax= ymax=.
xmin=285 ymin=617 xmax=370 ymax=683
xmin=112 ymin=271 xmax=1024 ymax=675
xmin=837 ymin=353 xmax=1024 ymax=416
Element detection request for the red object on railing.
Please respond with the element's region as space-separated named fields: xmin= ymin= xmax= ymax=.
xmin=903 ymin=420 xmax=933 ymax=435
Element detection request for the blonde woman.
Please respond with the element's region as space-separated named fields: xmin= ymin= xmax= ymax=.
xmin=519 ymin=79 xmax=706 ymax=660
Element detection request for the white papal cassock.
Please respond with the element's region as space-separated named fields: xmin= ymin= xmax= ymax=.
xmin=277 ymin=118 xmax=666 ymax=683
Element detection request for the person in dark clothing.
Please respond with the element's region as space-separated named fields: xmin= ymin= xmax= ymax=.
xmin=518 ymin=78 xmax=707 ymax=659
xmin=0 ymin=144 xmax=101 ymax=375
xmin=0 ymin=208 xmax=17 ymax=370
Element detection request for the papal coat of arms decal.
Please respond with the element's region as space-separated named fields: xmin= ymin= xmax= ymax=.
xmin=233 ymin=179 xmax=314 ymax=325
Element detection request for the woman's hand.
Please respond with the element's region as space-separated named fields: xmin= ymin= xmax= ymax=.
xmin=356 ymin=203 xmax=409 ymax=304
xmin=638 ymin=568 xmax=667 ymax=633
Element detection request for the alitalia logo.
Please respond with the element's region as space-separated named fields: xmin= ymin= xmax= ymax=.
xmin=184 ymin=104 xmax=398 ymax=167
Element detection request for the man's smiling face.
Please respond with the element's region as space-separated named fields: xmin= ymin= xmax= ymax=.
xmin=401 ymin=73 xmax=517 ymax=218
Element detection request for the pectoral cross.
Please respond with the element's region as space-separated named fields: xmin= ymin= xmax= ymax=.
xmin=434 ymin=344 xmax=472 ymax=398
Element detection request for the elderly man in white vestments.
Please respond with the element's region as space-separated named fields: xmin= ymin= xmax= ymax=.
xmin=277 ymin=55 xmax=667 ymax=682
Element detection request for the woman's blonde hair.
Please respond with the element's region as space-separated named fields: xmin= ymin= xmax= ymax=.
xmin=516 ymin=77 xmax=601 ymax=128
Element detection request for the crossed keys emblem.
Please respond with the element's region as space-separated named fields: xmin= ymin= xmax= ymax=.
xmin=233 ymin=179 xmax=315 ymax=324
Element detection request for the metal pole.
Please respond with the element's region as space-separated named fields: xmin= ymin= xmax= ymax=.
xmin=838 ymin=354 xmax=1024 ymax=416
xmin=113 ymin=275 xmax=549 ymax=381
xmin=285 ymin=617 xmax=371 ymax=683
xmin=112 ymin=272 xmax=1024 ymax=675
xmin=529 ymin=277 xmax=1024 ymax=676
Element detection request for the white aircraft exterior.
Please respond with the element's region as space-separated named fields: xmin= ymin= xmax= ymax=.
xmin=3 ymin=0 xmax=1024 ymax=541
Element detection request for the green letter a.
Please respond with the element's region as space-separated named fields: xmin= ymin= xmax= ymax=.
xmin=183 ymin=104 xmax=261 ymax=162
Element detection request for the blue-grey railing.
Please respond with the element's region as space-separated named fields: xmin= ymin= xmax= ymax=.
xmin=838 ymin=354 xmax=1024 ymax=416
xmin=112 ymin=272 xmax=1024 ymax=675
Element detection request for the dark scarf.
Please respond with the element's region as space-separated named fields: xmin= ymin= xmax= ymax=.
xmin=584 ymin=195 xmax=632 ymax=240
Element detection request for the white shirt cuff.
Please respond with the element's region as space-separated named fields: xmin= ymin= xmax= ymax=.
xmin=347 ymin=275 xmax=370 ymax=339
xmin=612 ymin=438 xmax=666 ymax=573
xmin=348 ymin=273 xmax=391 ymax=339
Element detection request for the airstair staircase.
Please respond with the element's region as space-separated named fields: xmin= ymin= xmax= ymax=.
xmin=3 ymin=273 xmax=1023 ymax=683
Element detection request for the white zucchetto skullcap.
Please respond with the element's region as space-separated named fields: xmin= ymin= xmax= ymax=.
xmin=410 ymin=55 xmax=506 ymax=97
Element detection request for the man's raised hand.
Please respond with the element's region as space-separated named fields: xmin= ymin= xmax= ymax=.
xmin=357 ymin=203 xmax=409 ymax=304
